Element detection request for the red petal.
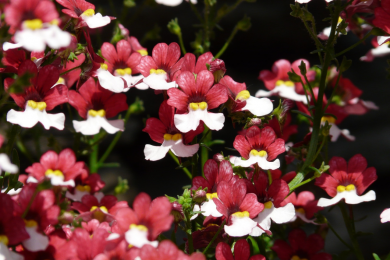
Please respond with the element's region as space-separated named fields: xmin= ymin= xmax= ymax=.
xmin=196 ymin=70 xmax=214 ymax=97
xmin=100 ymin=195 xmax=118 ymax=209
xmin=232 ymin=179 xmax=247 ymax=208
xmin=220 ymin=76 xmax=246 ymax=97
xmin=143 ymin=117 xmax=166 ymax=144
xmin=36 ymin=65 xmax=60 ymax=95
xmin=18 ymin=60 xmax=38 ymax=78
xmin=314 ymin=173 xmax=338 ymax=197
xmin=373 ymin=7 xmax=390 ymax=35
xmin=158 ymin=240 xmax=180 ymax=259
xmin=218 ymin=160 xmax=234 ymax=183
xmin=152 ymin=43 xmax=169 ymax=69
xmin=81 ymin=194 xmax=99 ymax=209
xmin=233 ymin=135 xmax=251 ymax=159
xmin=259 ymin=126 xmax=277 ymax=149
xmin=245 ymin=126 xmax=261 ymax=150
xmin=104 ymin=93 xmax=128 ymax=118
xmin=329 ymin=156 xmax=348 ymax=183
xmin=159 ymin=100 xmax=174 ymax=128
xmin=183 ymin=122 xmax=204 ymax=144
xmin=34 ymin=0 xmax=58 ymax=23
xmin=266 ymin=138 xmax=285 ymax=161
xmin=101 ymin=42 xmax=118 ymax=67
xmin=113 ymin=208 xmax=138 ymax=233
xmin=69 ymin=90 xmax=89 ymax=119
xmin=356 ymin=167 xmax=377 ymax=195
xmin=268 ymin=179 xmax=289 ymax=207
xmin=57 ymin=149 xmax=76 ymax=173
xmin=177 ymin=71 xmax=196 ymax=96
xmin=216 ymin=181 xmax=232 ymax=210
xmin=165 ymin=42 xmax=181 ymax=69
xmin=195 ymin=52 xmax=213 ymax=74
xmin=347 ymin=154 xmax=367 ymax=180
xmin=167 ymin=88 xmax=189 ymax=111
xmin=116 ymin=40 xmax=131 ymax=64
xmin=191 ymin=176 xmax=211 ymax=191
xmin=133 ymin=192 xmax=151 ymax=221
xmin=296 ymin=191 xmax=315 ymax=206
xmin=40 ymin=150 xmax=58 ymax=170
xmin=239 ymin=193 xmax=263 ymax=218
xmin=288 ymin=229 xmax=306 ymax=251
xmin=205 ymin=83 xmax=228 ymax=110
xmin=180 ymin=53 xmax=196 ymax=73
xmin=271 ymin=239 xmax=293 ymax=260
xmin=126 ymin=52 xmax=142 ymax=74
xmin=234 ymin=239 xmax=251 ymax=260
xmin=215 ymin=242 xmax=234 ymax=260
xmin=43 ymin=84 xmax=68 ymax=110
xmin=305 ymin=234 xmax=324 ymax=254
xmin=137 ymin=56 xmax=157 ymax=76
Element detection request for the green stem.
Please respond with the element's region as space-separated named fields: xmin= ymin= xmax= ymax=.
xmin=89 ymin=136 xmax=99 ymax=173
xmin=335 ymin=29 xmax=373 ymax=57
xmin=267 ymin=170 xmax=273 ymax=185
xmin=188 ymin=1 xmax=203 ymax=23
xmin=203 ymin=0 xmax=211 ymax=53
xmin=327 ymin=221 xmax=354 ymax=251
xmin=60 ymin=65 xmax=82 ymax=76
xmin=202 ymin=220 xmax=225 ymax=254
xmin=323 ymin=69 xmax=342 ymax=112
xmin=301 ymin=18 xmax=324 ymax=65
xmin=168 ymin=151 xmax=192 ymax=179
xmin=16 ymin=139 xmax=34 ymax=163
xmin=177 ymin=31 xmax=187 ymax=54
xmin=214 ymin=25 xmax=239 ymax=59
xmin=186 ymin=213 xmax=194 ymax=254
xmin=200 ymin=126 xmax=211 ymax=176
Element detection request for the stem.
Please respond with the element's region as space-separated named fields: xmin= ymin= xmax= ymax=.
xmin=168 ymin=151 xmax=192 ymax=179
xmin=89 ymin=136 xmax=99 ymax=173
xmin=177 ymin=31 xmax=187 ymax=54
xmin=302 ymin=19 xmax=324 ymax=65
xmin=203 ymin=0 xmax=211 ymax=53
xmin=323 ymin=69 xmax=342 ymax=112
xmin=202 ymin=220 xmax=225 ymax=254
xmin=327 ymin=221 xmax=354 ymax=251
xmin=339 ymin=203 xmax=365 ymax=260
xmin=186 ymin=213 xmax=194 ymax=254
xmin=200 ymin=126 xmax=211 ymax=176
xmin=22 ymin=188 xmax=39 ymax=218
xmin=214 ymin=25 xmax=239 ymax=59
xmin=60 ymin=65 xmax=82 ymax=76
xmin=267 ymin=170 xmax=273 ymax=185
xmin=188 ymin=1 xmax=203 ymax=23
xmin=335 ymin=29 xmax=373 ymax=57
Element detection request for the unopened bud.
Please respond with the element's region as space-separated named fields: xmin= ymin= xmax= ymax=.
xmin=59 ymin=212 xmax=74 ymax=224
xmin=210 ymin=59 xmax=226 ymax=83
xmin=171 ymin=202 xmax=185 ymax=223
xmin=193 ymin=189 xmax=207 ymax=204
xmin=213 ymin=153 xmax=225 ymax=162
xmin=248 ymin=118 xmax=262 ymax=127
xmin=167 ymin=19 xmax=181 ymax=36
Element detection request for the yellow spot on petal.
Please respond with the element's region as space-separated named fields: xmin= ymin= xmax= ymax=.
xmin=291 ymin=256 xmax=300 ymax=260
xmin=137 ymin=50 xmax=148 ymax=56
xmin=199 ymin=102 xmax=207 ymax=110
xmin=346 ymin=184 xmax=355 ymax=191
xmin=27 ymin=100 xmax=46 ymax=111
xmin=88 ymin=109 xmax=106 ymax=117
xmin=250 ymin=150 xmax=267 ymax=157
xmin=338 ymin=17 xmax=343 ymax=24
xmin=130 ymin=224 xmax=148 ymax=232
xmin=115 ymin=69 xmax=125 ymax=76
xmin=264 ymin=201 xmax=273 ymax=209
xmin=124 ymin=68 xmax=132 ymax=75
xmin=190 ymin=103 xmax=199 ymax=111
xmin=172 ymin=133 xmax=182 ymax=141
xmin=45 ymin=169 xmax=64 ymax=178
xmin=164 ymin=134 xmax=172 ymax=141
xmin=337 ymin=185 xmax=346 ymax=193
xmin=100 ymin=63 xmax=108 ymax=70
xmin=24 ymin=219 xmax=38 ymax=228
xmin=321 ymin=116 xmax=336 ymax=124
xmin=296 ymin=208 xmax=305 ymax=215
xmin=57 ymin=77 xmax=65 ymax=84
xmin=150 ymin=69 xmax=166 ymax=75
xmin=235 ymin=90 xmax=250 ymax=101
xmin=82 ymin=9 xmax=95 ymax=17
xmin=31 ymin=57 xmax=37 ymax=62
xmin=276 ymin=80 xmax=294 ymax=87
xmin=49 ymin=19 xmax=59 ymax=26
xmin=0 ymin=235 xmax=9 ymax=246
xmin=99 ymin=206 xmax=108 ymax=213
xmin=76 ymin=185 xmax=91 ymax=193
xmin=23 ymin=19 xmax=43 ymax=30
xmin=206 ymin=193 xmax=218 ymax=200
xmin=232 ymin=211 xmax=250 ymax=218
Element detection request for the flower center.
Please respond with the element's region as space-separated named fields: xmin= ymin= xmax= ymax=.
xmin=276 ymin=80 xmax=294 ymax=87
xmin=206 ymin=193 xmax=218 ymax=200
xmin=296 ymin=208 xmax=305 ymax=215
xmin=90 ymin=206 xmax=108 ymax=213
xmin=264 ymin=201 xmax=273 ymax=209
xmin=235 ymin=90 xmax=250 ymax=101
xmin=76 ymin=185 xmax=91 ymax=193
xmin=82 ymin=9 xmax=95 ymax=17
xmin=130 ymin=224 xmax=148 ymax=232
xmin=23 ymin=19 xmax=43 ymax=30
xmin=137 ymin=50 xmax=148 ymax=56
xmin=232 ymin=211 xmax=250 ymax=218
xmin=321 ymin=116 xmax=336 ymax=124
xmin=250 ymin=149 xmax=267 ymax=158
xmin=150 ymin=69 xmax=166 ymax=75
xmin=337 ymin=184 xmax=355 ymax=193
xmin=115 ymin=68 xmax=132 ymax=76
xmin=291 ymin=256 xmax=308 ymax=260
xmin=45 ymin=169 xmax=64 ymax=180
xmin=100 ymin=63 xmax=108 ymax=70
xmin=88 ymin=109 xmax=106 ymax=117
xmin=57 ymin=77 xmax=65 ymax=84
xmin=0 ymin=235 xmax=9 ymax=246
xmin=90 ymin=206 xmax=108 ymax=222
xmin=24 ymin=219 xmax=38 ymax=228
xmin=189 ymin=102 xmax=207 ymax=111
xmin=163 ymin=133 xmax=182 ymax=141
xmin=27 ymin=100 xmax=47 ymax=111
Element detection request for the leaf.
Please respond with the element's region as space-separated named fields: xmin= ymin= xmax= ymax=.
xmin=373 ymin=253 xmax=381 ymax=260
xmin=291 ymin=110 xmax=313 ymax=121
xmin=247 ymin=236 xmax=260 ymax=255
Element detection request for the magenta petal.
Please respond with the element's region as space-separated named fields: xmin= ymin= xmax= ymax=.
xmin=234 ymin=239 xmax=251 ymax=260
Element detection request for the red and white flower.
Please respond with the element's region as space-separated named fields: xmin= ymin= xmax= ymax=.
xmin=315 ymin=154 xmax=377 ymax=207
xmin=282 ymin=191 xmax=323 ymax=224
xmin=143 ymin=101 xmax=203 ymax=161
xmin=5 ymin=61 xmax=68 ymax=130
xmin=167 ymin=70 xmax=228 ymax=132
xmin=69 ymin=78 xmax=128 ymax=135
xmin=361 ymin=38 xmax=390 ymax=62
xmin=65 ymin=174 xmax=105 ymax=202
xmin=233 ymin=126 xmax=285 ymax=170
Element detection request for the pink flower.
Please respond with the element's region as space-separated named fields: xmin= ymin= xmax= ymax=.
xmin=282 ymin=191 xmax=323 ymax=224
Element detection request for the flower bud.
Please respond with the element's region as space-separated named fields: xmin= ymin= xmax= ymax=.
xmin=167 ymin=19 xmax=181 ymax=36
xmin=171 ymin=201 xmax=185 ymax=223
xmin=248 ymin=118 xmax=262 ymax=127
xmin=210 ymin=59 xmax=226 ymax=83
xmin=193 ymin=189 xmax=207 ymax=204
xmin=213 ymin=153 xmax=225 ymax=162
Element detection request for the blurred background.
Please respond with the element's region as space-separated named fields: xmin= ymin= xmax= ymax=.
xmin=13 ymin=0 xmax=390 ymax=258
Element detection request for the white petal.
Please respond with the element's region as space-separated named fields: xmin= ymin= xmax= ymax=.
xmin=269 ymin=203 xmax=295 ymax=224
xmin=49 ymin=175 xmax=75 ymax=187
xmin=26 ymin=176 xmax=39 ymax=183
xmin=144 ymin=142 xmax=171 ymax=161
xmin=371 ymin=44 xmax=390 ymax=57
xmin=0 ymin=154 xmax=18 ymax=173
xmin=249 ymin=226 xmax=266 ymax=237
xmin=66 ymin=189 xmax=89 ymax=202
xmin=170 ymin=140 xmax=199 ymax=158
xmin=2 ymin=42 xmax=23 ymax=51
xmin=14 ymin=30 xmax=46 ymax=52
xmin=255 ymin=89 xmax=274 ymax=98
xmin=41 ymin=25 xmax=71 ymax=50
xmin=234 ymin=156 xmax=258 ymax=168
xmin=0 ymin=243 xmax=24 ymax=260
xmin=142 ymin=74 xmax=177 ymax=90
xmin=107 ymin=233 xmax=121 ymax=241
xmin=22 ymin=226 xmax=49 ymax=252
xmin=125 ymin=228 xmax=158 ymax=248
xmin=1 ymin=187 xmax=22 ymax=195
xmin=200 ymin=199 xmax=223 ymax=218
xmin=241 ymin=96 xmax=273 ymax=116
xmin=361 ymin=100 xmax=379 ymax=110
xmin=174 ymin=109 xmax=224 ymax=133
xmin=276 ymin=85 xmax=308 ymax=104
xmin=190 ymin=204 xmax=200 ymax=220
xmin=340 ymin=129 xmax=355 ymax=141
xmin=296 ymin=0 xmax=311 ymax=3
xmin=295 ymin=212 xmax=318 ymax=225
xmin=256 ymin=156 xmax=280 ymax=170
xmin=317 ymin=193 xmax=344 ymax=207
xmin=328 ymin=123 xmax=342 ymax=142
xmin=344 ymin=190 xmax=375 ymax=204
xmin=155 ymin=0 xmax=183 ymax=6
xmin=123 ymin=74 xmax=148 ymax=90
xmin=73 ymin=116 xmax=124 ymax=135
xmin=253 ymin=208 xmax=273 ymax=231
xmin=83 ymin=13 xmax=111 ymax=29
xmin=97 ymin=69 xmax=126 ymax=93
xmin=377 ymin=36 xmax=390 ymax=46
xmin=318 ymin=26 xmax=331 ymax=40
xmin=380 ymin=208 xmax=390 ymax=223
xmin=224 ymin=216 xmax=257 ymax=237
xmin=7 ymin=107 xmax=65 ymax=130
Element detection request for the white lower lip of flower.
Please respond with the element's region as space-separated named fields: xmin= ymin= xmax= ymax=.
xmin=2 ymin=42 xmax=23 ymax=51
xmin=199 ymin=199 xmax=223 ymax=218
xmin=174 ymin=109 xmax=225 ymax=133
xmin=27 ymin=175 xmax=75 ymax=187
xmin=256 ymin=85 xmax=308 ymax=104
xmin=155 ymin=0 xmax=197 ymax=6
xmin=0 ymin=154 xmax=18 ymax=174
xmin=73 ymin=116 xmax=125 ymax=135
xmin=253 ymin=202 xmax=295 ymax=232
xmin=142 ymin=73 xmax=177 ymax=90
xmin=325 ymin=123 xmax=355 ymax=142
xmin=380 ymin=208 xmax=390 ymax=223
xmin=378 ymin=36 xmax=390 ymax=46
xmin=361 ymin=100 xmax=379 ymax=110
xmin=65 ymin=189 xmax=89 ymax=202
xmin=144 ymin=139 xmax=199 ymax=161
xmin=295 ymin=212 xmax=318 ymax=225
xmin=14 ymin=25 xmax=71 ymax=52
xmin=372 ymin=44 xmax=390 ymax=57
xmin=241 ymin=96 xmax=273 ymax=116
xmin=191 ymin=204 xmax=200 ymax=220
xmin=0 ymin=243 xmax=24 ymax=260
xmin=22 ymin=226 xmax=49 ymax=252
xmin=224 ymin=215 xmax=257 ymax=237
xmin=125 ymin=228 xmax=158 ymax=248
xmin=97 ymin=69 xmax=126 ymax=93
xmin=318 ymin=26 xmax=331 ymax=41
xmin=7 ymin=106 xmax=65 ymax=130
xmin=317 ymin=189 xmax=376 ymax=207
xmin=82 ymin=13 xmax=111 ymax=29
xmin=107 ymin=233 xmax=121 ymax=241
xmin=1 ymin=187 xmax=22 ymax=195
xmin=123 ymin=74 xmax=148 ymax=90
xmin=234 ymin=154 xmax=280 ymax=170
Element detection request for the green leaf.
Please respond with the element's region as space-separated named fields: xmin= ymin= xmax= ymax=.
xmin=114 ymin=176 xmax=129 ymax=195
xmin=68 ymin=52 xmax=78 ymax=62
xmin=247 ymin=236 xmax=260 ymax=255
xmin=288 ymin=70 xmax=302 ymax=83
xmin=339 ymin=56 xmax=352 ymax=73
xmin=373 ymin=253 xmax=381 ymax=260
xmin=124 ymin=0 xmax=136 ymax=7
xmin=288 ymin=172 xmax=304 ymax=190
xmin=291 ymin=110 xmax=313 ymax=121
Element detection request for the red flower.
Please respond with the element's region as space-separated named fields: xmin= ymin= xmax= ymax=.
xmin=216 ymin=239 xmax=265 ymax=260
xmin=59 ymin=53 xmax=86 ymax=89
xmin=282 ymin=191 xmax=323 ymax=223
xmin=173 ymin=52 xmax=214 ymax=81
xmin=66 ymin=173 xmax=105 ymax=202
xmin=264 ymin=114 xmax=297 ymax=142
xmin=272 ymin=229 xmax=332 ymax=260
xmin=373 ymin=0 xmax=390 ymax=35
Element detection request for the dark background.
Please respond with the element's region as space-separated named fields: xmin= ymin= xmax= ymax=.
xmin=31 ymin=0 xmax=390 ymax=258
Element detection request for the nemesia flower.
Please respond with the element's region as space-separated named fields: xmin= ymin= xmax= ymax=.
xmin=93 ymin=240 xmax=132 ymax=260
xmin=118 ymin=24 xmax=148 ymax=56
xmin=233 ymin=126 xmax=285 ymax=170
xmin=216 ymin=240 xmax=266 ymax=260
xmin=66 ymin=173 xmax=105 ymax=202
xmin=0 ymin=153 xmax=18 ymax=174
xmin=191 ymin=160 xmax=234 ymax=218
xmin=380 ymin=208 xmax=390 ymax=223
xmin=174 ymin=52 xmax=213 ymax=79
xmin=143 ymin=101 xmax=203 ymax=161
xmin=167 ymin=70 xmax=228 ymax=132
xmin=213 ymin=179 xmax=264 ymax=237
xmin=264 ymin=114 xmax=298 ymax=142
xmin=56 ymin=0 xmax=112 ymax=29
xmin=315 ymin=154 xmax=377 ymax=207
xmin=191 ymin=224 xmax=225 ymax=250
xmin=282 ymin=191 xmax=323 ymax=224
xmin=113 ymin=193 xmax=173 ymax=248
xmin=5 ymin=61 xmax=68 ymax=130
xmin=220 ymin=75 xmax=273 ymax=117
xmin=4 ymin=0 xmax=71 ymax=52
xmin=137 ymin=42 xmax=183 ymax=90
xmin=57 ymin=54 xmax=86 ymax=88
xmin=69 ymin=78 xmax=128 ymax=135
xmin=272 ymin=229 xmax=332 ymax=260
xmin=245 ymin=171 xmax=295 ymax=236
xmin=256 ymin=59 xmax=315 ymax=104
xmin=155 ymin=0 xmax=197 ymax=7
xmin=318 ymin=17 xmax=348 ymax=41
xmin=99 ymin=40 xmax=146 ymax=92
xmin=361 ymin=38 xmax=390 ymax=62
xmin=26 ymin=149 xmax=87 ymax=187
xmin=0 ymin=48 xmax=44 ymax=74
xmin=373 ymin=0 xmax=390 ymax=45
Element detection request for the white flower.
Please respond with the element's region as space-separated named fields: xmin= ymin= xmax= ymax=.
xmin=380 ymin=208 xmax=390 ymax=223
xmin=80 ymin=9 xmax=111 ymax=29
xmin=0 ymin=243 xmax=24 ymax=260
xmin=7 ymin=101 xmax=65 ymax=130
xmin=317 ymin=185 xmax=376 ymax=207
xmin=235 ymin=90 xmax=273 ymax=116
xmin=224 ymin=211 xmax=258 ymax=237
xmin=143 ymin=69 xmax=177 ymax=90
xmin=144 ymin=133 xmax=199 ymax=161
xmin=22 ymin=220 xmax=49 ymax=252
xmin=155 ymin=0 xmax=197 ymax=6
xmin=0 ymin=154 xmax=18 ymax=174
xmin=234 ymin=150 xmax=280 ymax=170
xmin=125 ymin=224 xmax=158 ymax=248
xmin=255 ymin=80 xmax=308 ymax=104
xmin=174 ymin=102 xmax=224 ymax=133
xmin=73 ymin=109 xmax=124 ymax=136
